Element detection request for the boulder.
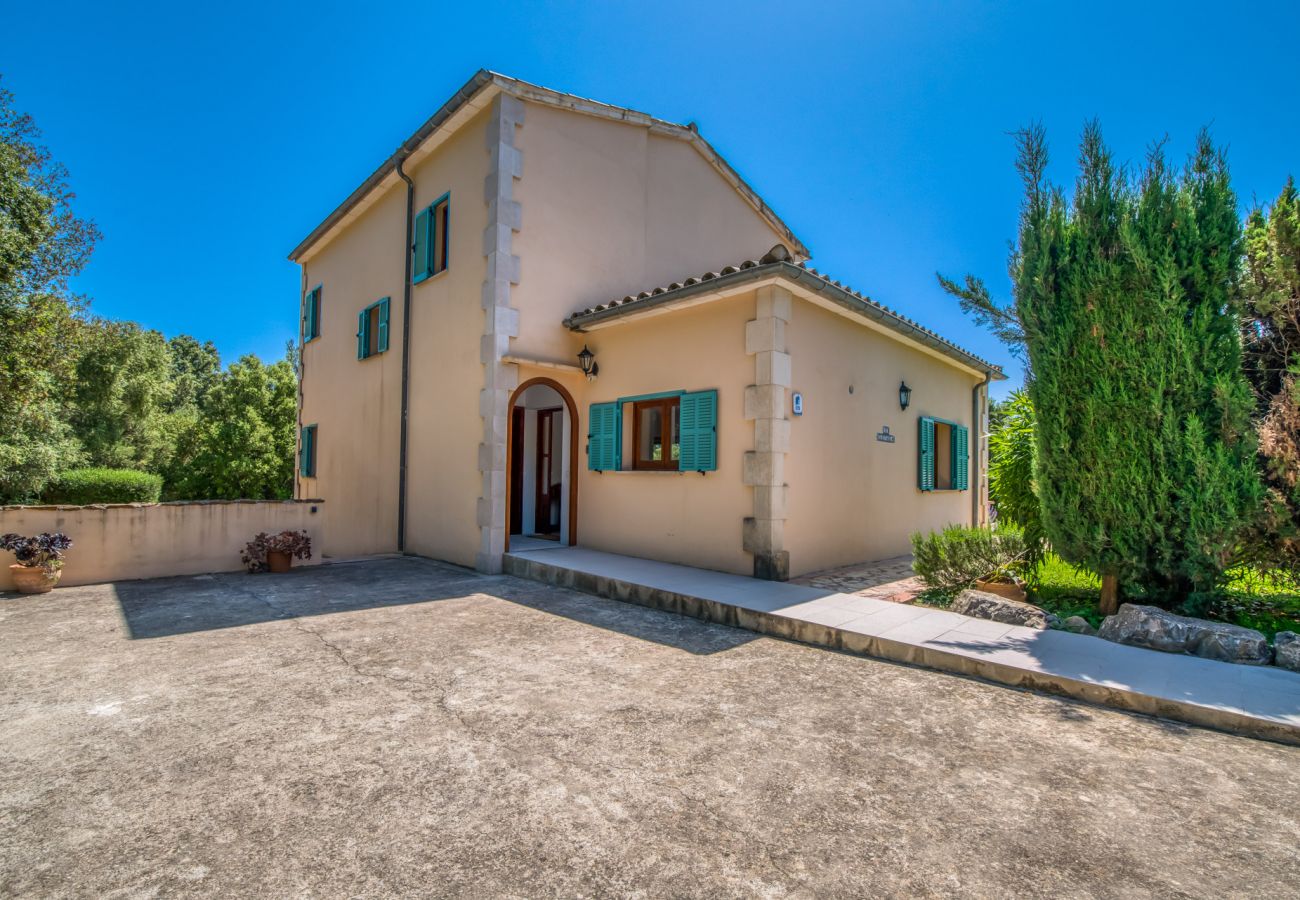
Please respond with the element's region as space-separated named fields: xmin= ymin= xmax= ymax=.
xmin=1275 ymin=632 xmax=1300 ymax=672
xmin=1097 ymin=604 xmax=1272 ymax=666
xmin=951 ymin=589 xmax=1050 ymax=630
xmin=1062 ymin=616 xmax=1098 ymax=636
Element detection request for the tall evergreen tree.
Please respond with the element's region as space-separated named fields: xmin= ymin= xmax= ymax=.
xmin=1011 ymin=124 xmax=1260 ymax=612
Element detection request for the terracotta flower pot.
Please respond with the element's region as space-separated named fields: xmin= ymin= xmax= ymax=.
xmin=10 ymin=564 xmax=60 ymax=594
xmin=974 ymin=578 xmax=1027 ymax=604
xmin=266 ymin=550 xmax=292 ymax=574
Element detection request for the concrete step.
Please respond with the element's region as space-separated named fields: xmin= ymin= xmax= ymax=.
xmin=504 ymin=547 xmax=1300 ymax=745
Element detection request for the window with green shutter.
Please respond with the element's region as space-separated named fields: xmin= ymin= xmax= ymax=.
xmin=356 ymin=298 xmax=390 ymax=359
xmin=587 ymin=402 xmax=620 ymax=471
xmin=918 ymin=417 xmax=970 ymax=492
xmin=590 ymin=389 xmax=719 ymax=473
xmin=304 ymin=285 xmax=321 ymax=342
xmin=412 ymin=193 xmax=450 ymax=283
xmin=299 ymin=424 xmax=317 ymax=478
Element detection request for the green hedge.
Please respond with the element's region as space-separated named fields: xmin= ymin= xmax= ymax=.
xmin=42 ymin=468 xmax=163 ymax=505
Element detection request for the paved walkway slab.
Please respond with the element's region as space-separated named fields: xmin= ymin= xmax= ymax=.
xmin=505 ymin=546 xmax=1300 ymax=744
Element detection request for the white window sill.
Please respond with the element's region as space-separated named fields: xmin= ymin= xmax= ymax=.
xmin=597 ymin=469 xmax=698 ymax=476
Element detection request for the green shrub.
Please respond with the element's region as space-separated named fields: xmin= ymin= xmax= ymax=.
xmin=989 ymin=390 xmax=1047 ymax=566
xmin=911 ymin=524 xmax=1028 ymax=590
xmin=42 ymin=468 xmax=163 ymax=505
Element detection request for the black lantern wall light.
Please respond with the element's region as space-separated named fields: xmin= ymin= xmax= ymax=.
xmin=899 ymin=381 xmax=912 ymax=411
xmin=577 ymin=345 xmax=599 ymax=380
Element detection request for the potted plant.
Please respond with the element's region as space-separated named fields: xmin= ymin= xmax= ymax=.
xmin=242 ymin=530 xmax=312 ymax=574
xmin=973 ymin=565 xmax=1029 ymax=603
xmin=2 ymin=532 xmax=74 ymax=594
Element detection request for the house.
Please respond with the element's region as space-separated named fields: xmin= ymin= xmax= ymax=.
xmin=289 ymin=70 xmax=1005 ymax=581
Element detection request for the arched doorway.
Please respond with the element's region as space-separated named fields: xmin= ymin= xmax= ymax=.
xmin=506 ymin=377 xmax=578 ymax=551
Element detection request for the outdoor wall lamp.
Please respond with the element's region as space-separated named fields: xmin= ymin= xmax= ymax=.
xmin=899 ymin=380 xmax=912 ymax=411
xmin=577 ymin=344 xmax=599 ymax=380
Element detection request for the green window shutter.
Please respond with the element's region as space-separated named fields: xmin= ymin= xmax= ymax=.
xmin=304 ymin=288 xmax=318 ymax=341
xmin=377 ymin=298 xmax=390 ymax=353
xmin=918 ymin=417 xmax=936 ymax=492
xmin=587 ymin=402 xmax=620 ymax=471
xmin=952 ymin=424 xmax=970 ymax=491
xmin=299 ymin=426 xmax=314 ymax=478
xmin=678 ymin=389 xmax=718 ymax=472
xmin=356 ymin=310 xmax=368 ymax=359
xmin=412 ymin=207 xmax=431 ymax=282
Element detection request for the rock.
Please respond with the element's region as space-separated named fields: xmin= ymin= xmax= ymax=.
xmin=951 ymin=589 xmax=1050 ymax=630
xmin=1045 ymin=613 xmax=1063 ymax=630
xmin=1062 ymin=616 xmax=1097 ymax=636
xmin=1097 ymin=604 xmax=1272 ymax=666
xmin=1275 ymin=632 xmax=1300 ymax=672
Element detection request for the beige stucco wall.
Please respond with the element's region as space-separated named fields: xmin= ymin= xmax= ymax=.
xmin=291 ymin=92 xmax=987 ymax=579
xmin=515 ymin=294 xmax=756 ymax=575
xmin=297 ymin=108 xmax=492 ymax=567
xmin=783 ymin=299 xmax=983 ymax=576
xmin=400 ymin=110 xmax=494 ymax=569
xmin=0 ymin=501 xmax=324 ymax=589
xmin=510 ymin=102 xmax=794 ymax=366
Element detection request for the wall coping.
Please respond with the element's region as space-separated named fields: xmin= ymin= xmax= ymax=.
xmin=2 ymin=499 xmax=325 ymax=512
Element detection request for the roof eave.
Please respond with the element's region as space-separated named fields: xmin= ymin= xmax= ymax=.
xmin=564 ymin=261 xmax=1006 ymax=380
xmin=287 ymin=69 xmax=498 ymax=262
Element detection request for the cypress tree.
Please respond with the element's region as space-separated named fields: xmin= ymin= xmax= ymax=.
xmin=1013 ymin=124 xmax=1260 ymax=613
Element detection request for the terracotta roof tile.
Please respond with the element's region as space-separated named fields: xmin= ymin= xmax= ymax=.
xmin=563 ymin=248 xmax=1005 ymax=379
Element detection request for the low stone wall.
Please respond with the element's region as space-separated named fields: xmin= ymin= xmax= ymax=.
xmin=0 ymin=500 xmax=325 ymax=589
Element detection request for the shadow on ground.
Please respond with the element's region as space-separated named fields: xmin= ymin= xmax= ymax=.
xmin=112 ymin=555 xmax=757 ymax=655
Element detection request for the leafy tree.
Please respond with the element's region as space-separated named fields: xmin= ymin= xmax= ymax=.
xmin=988 ymin=390 xmax=1046 ymax=564
xmin=166 ymin=334 xmax=221 ymax=411
xmin=69 ymin=319 xmax=175 ymax=471
xmin=1240 ymin=178 xmax=1300 ymax=574
xmin=978 ymin=124 xmax=1260 ymax=613
xmin=166 ymin=353 xmax=297 ymax=500
xmin=0 ymin=78 xmax=98 ymax=299
xmin=0 ymin=77 xmax=99 ymax=503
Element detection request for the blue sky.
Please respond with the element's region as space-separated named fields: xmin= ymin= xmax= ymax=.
xmin=7 ymin=0 xmax=1298 ymax=397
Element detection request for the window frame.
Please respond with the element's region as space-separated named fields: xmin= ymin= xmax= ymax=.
xmin=356 ymin=297 xmax=390 ymax=360
xmin=413 ymin=192 xmax=451 ymax=284
xmin=918 ymin=415 xmax=969 ymax=493
xmin=631 ymin=397 xmax=681 ymax=471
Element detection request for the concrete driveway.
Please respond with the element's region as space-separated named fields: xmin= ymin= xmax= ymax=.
xmin=2 ymin=556 xmax=1298 ymax=897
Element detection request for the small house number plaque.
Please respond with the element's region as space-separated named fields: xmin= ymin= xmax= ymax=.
xmin=876 ymin=425 xmax=896 ymax=443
